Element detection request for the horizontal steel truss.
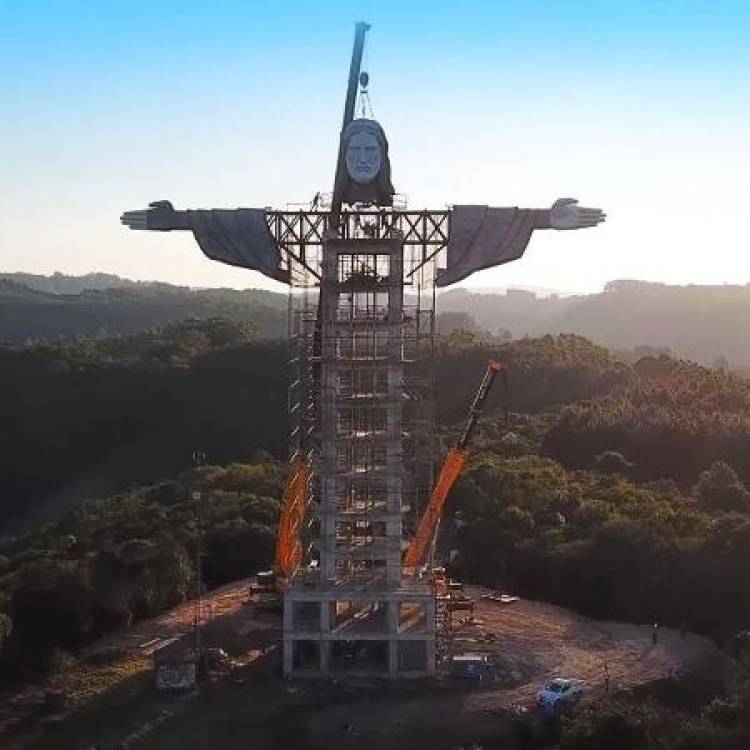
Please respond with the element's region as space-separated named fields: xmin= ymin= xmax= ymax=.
xmin=268 ymin=210 xmax=450 ymax=274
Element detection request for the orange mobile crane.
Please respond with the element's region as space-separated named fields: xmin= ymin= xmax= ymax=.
xmin=253 ymin=458 xmax=311 ymax=595
xmin=275 ymin=458 xmax=312 ymax=581
xmin=403 ymin=360 xmax=506 ymax=569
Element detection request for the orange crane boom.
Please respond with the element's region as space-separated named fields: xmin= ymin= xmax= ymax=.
xmin=275 ymin=458 xmax=312 ymax=578
xmin=403 ymin=360 xmax=505 ymax=568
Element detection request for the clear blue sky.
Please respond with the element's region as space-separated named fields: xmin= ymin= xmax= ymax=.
xmin=0 ymin=0 xmax=748 ymax=293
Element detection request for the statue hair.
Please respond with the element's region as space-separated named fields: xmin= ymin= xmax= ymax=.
xmin=336 ymin=118 xmax=395 ymax=206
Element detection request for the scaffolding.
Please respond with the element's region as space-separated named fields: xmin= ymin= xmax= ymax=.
xmin=282 ymin=209 xmax=440 ymax=677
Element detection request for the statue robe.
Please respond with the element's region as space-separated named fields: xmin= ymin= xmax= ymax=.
xmin=187 ymin=205 xmax=548 ymax=287
xmin=436 ymin=206 xmax=550 ymax=287
xmin=186 ymin=209 xmax=287 ymax=282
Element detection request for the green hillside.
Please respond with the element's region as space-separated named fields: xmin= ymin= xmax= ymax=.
xmin=0 ymin=275 xmax=287 ymax=342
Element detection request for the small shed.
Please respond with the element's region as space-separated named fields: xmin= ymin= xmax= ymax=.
xmin=152 ymin=638 xmax=198 ymax=692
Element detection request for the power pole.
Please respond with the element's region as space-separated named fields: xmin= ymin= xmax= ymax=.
xmin=192 ymin=450 xmax=206 ymax=662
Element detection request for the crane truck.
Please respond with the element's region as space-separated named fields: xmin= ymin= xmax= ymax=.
xmin=252 ymin=458 xmax=311 ymax=598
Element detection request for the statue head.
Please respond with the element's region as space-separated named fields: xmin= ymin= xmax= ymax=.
xmin=346 ymin=129 xmax=382 ymax=184
xmin=337 ymin=118 xmax=394 ymax=206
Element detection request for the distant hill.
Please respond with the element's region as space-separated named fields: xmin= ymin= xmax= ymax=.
xmin=1 ymin=271 xmax=146 ymax=295
xmin=0 ymin=273 xmax=287 ymax=341
xmin=438 ymin=280 xmax=750 ymax=367
xmin=5 ymin=273 xmax=750 ymax=367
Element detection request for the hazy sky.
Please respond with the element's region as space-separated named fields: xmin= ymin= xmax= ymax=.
xmin=0 ymin=0 xmax=748 ymax=294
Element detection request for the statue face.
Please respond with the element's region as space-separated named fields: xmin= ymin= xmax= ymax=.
xmin=345 ymin=131 xmax=382 ymax=185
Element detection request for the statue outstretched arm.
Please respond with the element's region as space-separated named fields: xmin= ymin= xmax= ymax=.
xmin=436 ymin=198 xmax=605 ymax=287
xmin=120 ymin=200 xmax=288 ymax=282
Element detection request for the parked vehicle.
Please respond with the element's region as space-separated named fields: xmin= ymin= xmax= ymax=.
xmin=449 ymin=653 xmax=496 ymax=682
xmin=537 ymin=678 xmax=585 ymax=713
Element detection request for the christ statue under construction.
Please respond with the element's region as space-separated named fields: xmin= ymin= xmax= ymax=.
xmin=121 ymin=22 xmax=605 ymax=679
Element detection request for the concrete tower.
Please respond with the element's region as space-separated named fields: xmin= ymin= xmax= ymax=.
xmin=283 ymin=225 xmax=438 ymax=678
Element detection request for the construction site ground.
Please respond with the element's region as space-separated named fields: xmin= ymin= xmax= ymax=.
xmin=0 ymin=580 xmax=725 ymax=750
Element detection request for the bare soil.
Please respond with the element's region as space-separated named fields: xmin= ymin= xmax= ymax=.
xmin=454 ymin=587 xmax=721 ymax=710
xmin=0 ymin=580 xmax=725 ymax=750
xmin=306 ymin=588 xmax=724 ymax=749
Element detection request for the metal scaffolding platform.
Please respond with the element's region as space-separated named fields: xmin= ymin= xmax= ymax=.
xmin=283 ymin=216 xmax=438 ymax=678
xmin=267 ymin=209 xmax=449 ymax=288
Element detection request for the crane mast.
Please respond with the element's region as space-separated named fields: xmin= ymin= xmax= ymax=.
xmin=330 ymin=20 xmax=370 ymax=228
xmin=458 ymin=360 xmax=505 ymax=450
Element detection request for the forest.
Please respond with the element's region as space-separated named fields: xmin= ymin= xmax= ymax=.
xmin=2 ymin=304 xmax=750 ymax=748
xmin=0 ymin=319 xmax=288 ymax=531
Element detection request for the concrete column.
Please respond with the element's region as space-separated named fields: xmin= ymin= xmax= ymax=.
xmin=389 ymin=639 xmax=398 ymax=678
xmin=321 ymin=599 xmax=332 ymax=632
xmin=425 ymin=638 xmax=436 ymax=676
xmin=388 ymin=600 xmax=400 ymax=634
xmin=425 ymin=597 xmax=437 ymax=675
xmin=320 ymin=511 xmax=337 ymax=581
xmin=282 ymin=598 xmax=295 ymax=676
xmin=283 ymin=596 xmax=294 ymax=632
xmin=283 ymin=639 xmax=293 ymax=676
xmin=320 ymin=641 xmax=330 ymax=674
xmin=385 ymin=515 xmax=402 ymax=587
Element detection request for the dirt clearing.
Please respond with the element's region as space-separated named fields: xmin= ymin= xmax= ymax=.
xmin=1 ymin=581 xmax=726 ymax=750
xmin=454 ymin=588 xmax=722 ymax=710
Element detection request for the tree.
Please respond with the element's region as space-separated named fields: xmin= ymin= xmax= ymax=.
xmin=9 ymin=560 xmax=95 ymax=670
xmin=693 ymin=462 xmax=750 ymax=512
xmin=594 ymin=451 xmax=635 ymax=477
xmin=0 ymin=613 xmax=11 ymax=649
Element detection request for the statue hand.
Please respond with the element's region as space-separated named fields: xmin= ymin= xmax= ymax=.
xmin=120 ymin=200 xmax=177 ymax=231
xmin=550 ymin=198 xmax=606 ymax=230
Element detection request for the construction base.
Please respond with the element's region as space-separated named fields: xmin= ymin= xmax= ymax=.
xmin=283 ymin=583 xmax=435 ymax=678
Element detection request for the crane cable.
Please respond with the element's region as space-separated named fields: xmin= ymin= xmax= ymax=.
xmin=358 ymin=35 xmax=374 ymax=119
